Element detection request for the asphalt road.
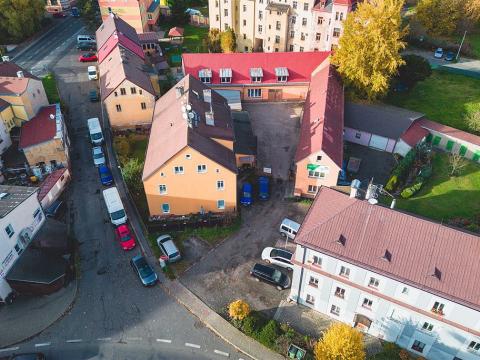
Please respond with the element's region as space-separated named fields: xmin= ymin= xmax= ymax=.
xmin=5 ymin=17 xmax=249 ymax=360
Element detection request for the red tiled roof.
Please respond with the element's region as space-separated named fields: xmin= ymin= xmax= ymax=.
xmin=0 ymin=62 xmax=39 ymax=95
xmin=97 ymin=30 xmax=145 ymax=64
xmin=419 ymin=118 xmax=480 ymax=147
xmin=295 ymin=62 xmax=344 ymax=166
xmin=296 ymin=186 xmax=480 ymax=311
xmin=19 ymin=105 xmax=58 ymax=149
xmin=96 ymin=13 xmax=140 ymax=49
xmin=37 ymin=168 xmax=68 ymax=201
xmin=182 ymin=52 xmax=330 ymax=85
xmin=168 ymin=27 xmax=184 ymax=37
xmin=400 ymin=121 xmax=430 ymax=147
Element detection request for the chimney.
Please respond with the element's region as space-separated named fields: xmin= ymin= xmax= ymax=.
xmin=175 ymin=86 xmax=184 ymax=99
xmin=16 ymin=71 xmax=24 ymax=78
xmin=390 ymin=199 xmax=396 ymax=209
xmin=2 ymin=56 xmax=9 ymax=62
xmin=349 ymin=179 xmax=361 ymax=198
xmin=49 ymin=114 xmax=55 ymax=120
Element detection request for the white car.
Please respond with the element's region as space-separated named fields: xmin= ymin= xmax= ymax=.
xmin=434 ymin=48 xmax=443 ymax=59
xmin=156 ymin=234 xmax=181 ymax=263
xmin=261 ymin=247 xmax=294 ymax=271
xmin=92 ymin=146 xmax=105 ymax=166
xmin=87 ymin=65 xmax=98 ymax=80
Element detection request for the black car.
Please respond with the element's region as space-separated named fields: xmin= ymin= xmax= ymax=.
xmin=250 ymin=263 xmax=291 ymax=290
xmin=77 ymin=43 xmax=96 ymax=51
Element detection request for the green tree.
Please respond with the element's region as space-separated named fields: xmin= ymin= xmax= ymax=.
xmin=220 ymin=28 xmax=237 ymax=53
xmin=205 ymin=28 xmax=222 ymax=53
xmin=0 ymin=0 xmax=45 ymax=42
xmin=332 ymin=0 xmax=407 ymax=100
xmin=415 ymin=0 xmax=463 ymax=36
xmin=396 ymin=54 xmax=432 ymax=88
xmin=168 ymin=0 xmax=189 ymax=25
xmin=77 ymin=0 xmax=100 ymax=31
xmin=466 ymin=110 xmax=480 ymax=133
xmin=121 ymin=158 xmax=144 ymax=196
xmin=314 ymin=323 xmax=365 ymax=360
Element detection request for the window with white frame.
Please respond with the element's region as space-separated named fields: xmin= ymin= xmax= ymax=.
xmin=217 ymin=180 xmax=224 ymax=190
xmin=197 ymin=164 xmax=207 ymax=173
xmin=217 ymin=200 xmax=225 ymax=209
xmin=308 ymin=170 xmax=326 ymax=179
xmin=162 ymin=203 xmax=170 ymax=214
xmin=333 ymin=28 xmax=341 ymax=37
xmin=339 ymin=265 xmax=350 ymax=278
xmin=159 ymin=184 xmax=167 ymax=194
xmin=330 ymin=305 xmax=340 ymax=316
xmin=468 ymin=341 xmax=480 ymax=352
xmin=316 ymin=33 xmax=321 ymax=41
xmin=174 ymin=166 xmax=184 ymax=174
xmin=355 ymin=132 xmax=361 ymax=139
xmin=334 ymin=286 xmax=345 ymax=299
xmin=307 ymin=185 xmax=318 ymax=194
xmin=290 ymin=30 xmax=295 ymax=39
xmin=411 ymin=340 xmax=425 ymax=353
xmin=422 ymin=322 xmax=433 ymax=332
xmin=309 ymin=276 xmax=319 ymax=287
xmin=432 ymin=301 xmax=445 ymax=315
xmin=306 ymin=294 xmax=315 ymax=305
xmin=258 ymin=24 xmax=263 ymax=33
xmin=312 ymin=255 xmax=322 ymax=266
xmin=247 ymin=89 xmax=262 ymax=98
xmin=259 ymin=10 xmax=263 ymax=20
xmin=5 ymin=224 xmax=14 ymax=238
xmin=362 ymin=298 xmax=373 ymax=309
xmin=368 ymin=277 xmax=380 ymax=289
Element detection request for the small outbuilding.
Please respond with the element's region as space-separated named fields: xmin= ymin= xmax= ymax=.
xmin=168 ymin=27 xmax=184 ymax=40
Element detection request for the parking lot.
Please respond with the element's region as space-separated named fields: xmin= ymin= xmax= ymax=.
xmin=243 ymin=103 xmax=303 ymax=180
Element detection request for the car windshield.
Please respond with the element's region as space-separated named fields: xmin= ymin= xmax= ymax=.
xmin=271 ymin=249 xmax=292 ymax=260
xmin=91 ymin=132 xmax=102 ymax=140
xmin=93 ymin=152 xmax=104 ymax=159
xmin=243 ymin=191 xmax=251 ymax=197
xmin=169 ymin=251 xmax=180 ymax=259
xmin=121 ymin=234 xmax=131 ymax=242
xmin=272 ymin=269 xmax=282 ymax=283
xmin=139 ymin=264 xmax=153 ymax=278
xmin=111 ymin=209 xmax=125 ymax=220
xmin=88 ymin=70 xmax=96 ymax=75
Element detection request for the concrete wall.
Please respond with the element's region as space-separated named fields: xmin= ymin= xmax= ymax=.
xmin=294 ymin=150 xmax=340 ymax=197
xmin=143 ymin=146 xmax=237 ymax=217
xmin=104 ymin=79 xmax=156 ymax=129
xmin=344 ymin=127 xmax=370 ymax=146
xmin=290 ymin=245 xmax=480 ymax=360
xmin=238 ymin=0 xmax=256 ymax=52
xmin=209 ymin=83 xmax=309 ymax=102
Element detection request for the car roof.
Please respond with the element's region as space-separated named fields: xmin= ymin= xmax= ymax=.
xmin=281 ymin=218 xmax=301 ymax=230
xmin=253 ymin=263 xmax=275 ymax=275
xmin=162 ymin=239 xmax=179 ymax=255
xmin=88 ymin=65 xmax=96 ymax=70
xmin=93 ymin=146 xmax=103 ymax=153
xmin=259 ymin=176 xmax=269 ymax=183
xmin=242 ymin=183 xmax=252 ymax=190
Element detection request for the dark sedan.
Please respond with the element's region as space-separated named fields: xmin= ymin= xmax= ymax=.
xmin=250 ymin=263 xmax=290 ymax=290
xmin=130 ymin=255 xmax=158 ymax=286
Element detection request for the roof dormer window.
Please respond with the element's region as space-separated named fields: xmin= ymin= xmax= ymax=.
xmin=198 ymin=68 xmax=212 ymax=83
xmin=250 ymin=67 xmax=263 ymax=82
xmin=275 ymin=67 xmax=289 ymax=82
xmin=220 ymin=68 xmax=232 ymax=83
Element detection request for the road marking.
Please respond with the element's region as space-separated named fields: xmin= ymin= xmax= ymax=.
xmin=156 ymin=338 xmax=172 ymax=343
xmin=0 ymin=347 xmax=19 ymax=353
xmin=97 ymin=337 xmax=112 ymax=341
xmin=34 ymin=343 xmax=51 ymax=347
xmin=66 ymin=339 xmax=83 ymax=343
xmin=185 ymin=342 xmax=201 ymax=349
xmin=214 ymin=349 xmax=230 ymax=357
xmin=126 ymin=337 xmax=142 ymax=342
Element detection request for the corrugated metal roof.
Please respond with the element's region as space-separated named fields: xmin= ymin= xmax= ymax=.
xmin=274 ymin=67 xmax=289 ymax=77
xmin=249 ymin=67 xmax=263 ymax=77
xmin=219 ymin=68 xmax=232 ymax=78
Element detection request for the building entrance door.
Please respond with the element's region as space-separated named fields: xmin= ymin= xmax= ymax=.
xmin=268 ymin=89 xmax=282 ymax=101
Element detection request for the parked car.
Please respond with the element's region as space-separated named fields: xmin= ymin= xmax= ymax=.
xmin=77 ymin=43 xmax=96 ymax=51
xmin=52 ymin=11 xmax=67 ymax=18
xmin=130 ymin=255 xmax=157 ymax=286
xmin=240 ymin=183 xmax=253 ymax=206
xmin=279 ymin=218 xmax=301 ymax=240
xmin=87 ymin=65 xmax=98 ymax=80
xmin=261 ymin=247 xmax=294 ymax=271
xmin=258 ymin=176 xmax=270 ymax=200
xmin=71 ymin=6 xmax=79 ymax=17
xmin=89 ymin=89 xmax=99 ymax=102
xmin=434 ymin=48 xmax=444 ymax=59
xmin=115 ymin=224 xmax=136 ymax=250
xmin=45 ymin=199 xmax=65 ymax=219
xmin=98 ymin=165 xmax=113 ymax=186
xmin=156 ymin=234 xmax=181 ymax=263
xmin=79 ymin=53 xmax=98 ymax=62
xmin=445 ymin=51 xmax=455 ymax=61
xmin=4 ymin=353 xmax=46 ymax=360
xmin=250 ymin=263 xmax=291 ymax=290
xmin=92 ymin=146 xmax=105 ymax=166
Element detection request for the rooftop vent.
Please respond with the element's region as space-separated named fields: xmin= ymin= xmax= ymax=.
xmin=431 ymin=267 xmax=442 ymax=281
xmin=382 ymin=250 xmax=392 ymax=262
xmin=16 ymin=71 xmax=24 ymax=78
xmin=205 ymin=111 xmax=215 ymax=126
xmin=2 ymin=56 xmax=10 ymax=62
xmin=336 ymin=234 xmax=346 ymax=246
xmin=0 ymin=192 xmax=9 ymax=200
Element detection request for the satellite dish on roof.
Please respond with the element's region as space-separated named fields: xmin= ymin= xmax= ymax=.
xmin=182 ymin=113 xmax=188 ymax=120
xmin=188 ymin=112 xmax=195 ymax=119
xmin=368 ymin=198 xmax=378 ymax=205
xmin=49 ymin=114 xmax=55 ymax=120
xmin=181 ymin=105 xmax=186 ymax=113
xmin=186 ymin=104 xmax=192 ymax=111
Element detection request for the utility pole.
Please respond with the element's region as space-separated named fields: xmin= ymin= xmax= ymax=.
xmin=456 ymin=31 xmax=467 ymax=61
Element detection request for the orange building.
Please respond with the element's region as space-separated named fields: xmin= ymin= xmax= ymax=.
xmin=142 ymin=75 xmax=237 ymax=218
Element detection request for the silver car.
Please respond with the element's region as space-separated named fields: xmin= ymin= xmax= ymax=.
xmin=92 ymin=146 xmax=105 ymax=167
xmin=156 ymin=234 xmax=181 ymax=263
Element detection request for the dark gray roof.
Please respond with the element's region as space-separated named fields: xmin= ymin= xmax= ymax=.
xmin=344 ymin=102 xmax=424 ymax=139
xmin=232 ymin=111 xmax=257 ymax=156
xmin=96 ymin=13 xmax=140 ymax=49
xmin=0 ymin=185 xmax=38 ymax=218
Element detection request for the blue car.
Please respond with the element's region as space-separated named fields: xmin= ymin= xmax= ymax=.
xmin=240 ymin=183 xmax=253 ymax=206
xmin=444 ymin=51 xmax=455 ymax=61
xmin=258 ymin=176 xmax=270 ymax=200
xmin=98 ymin=165 xmax=113 ymax=186
xmin=130 ymin=255 xmax=158 ymax=286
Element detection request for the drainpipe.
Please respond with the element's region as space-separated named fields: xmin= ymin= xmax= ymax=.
xmin=295 ymin=245 xmax=307 ymax=304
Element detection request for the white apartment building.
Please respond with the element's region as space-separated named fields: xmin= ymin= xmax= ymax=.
xmin=208 ymin=0 xmax=355 ymax=52
xmin=0 ymin=186 xmax=45 ymax=302
xmin=290 ymin=186 xmax=480 ymax=360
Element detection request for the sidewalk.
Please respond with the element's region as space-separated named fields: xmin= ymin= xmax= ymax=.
xmin=0 ymin=280 xmax=77 ymax=348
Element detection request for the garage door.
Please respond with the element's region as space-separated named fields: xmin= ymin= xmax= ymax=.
xmin=369 ymin=135 xmax=389 ymax=151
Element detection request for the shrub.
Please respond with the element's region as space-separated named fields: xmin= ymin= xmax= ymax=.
xmin=396 ymin=54 xmax=432 ymax=88
xmin=228 ymin=300 xmax=251 ymax=321
xmin=401 ymin=181 xmax=423 ymax=199
xmin=385 ymin=175 xmax=398 ymax=191
xmin=418 ymin=164 xmax=432 ymax=180
xmin=114 ymin=136 xmax=131 ymax=160
xmin=314 ymin=323 xmax=365 ymax=360
xmin=241 ymin=312 xmax=264 ymax=336
xmin=398 ymin=349 xmax=410 ymax=360
xmin=257 ymin=320 xmax=280 ymax=348
xmin=392 ymin=149 xmax=416 ymax=179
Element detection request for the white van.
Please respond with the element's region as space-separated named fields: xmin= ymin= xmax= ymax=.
xmin=103 ymin=187 xmax=127 ymax=226
xmin=87 ymin=117 xmax=103 ymax=145
xmin=279 ymin=218 xmax=301 ymax=240
xmin=88 ymin=66 xmax=98 ymax=80
xmin=77 ymin=34 xmax=96 ymax=44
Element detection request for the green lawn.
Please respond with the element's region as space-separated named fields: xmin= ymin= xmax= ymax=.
xmin=396 ymin=153 xmax=480 ymax=221
xmin=466 ymin=32 xmax=480 ymax=59
xmin=42 ymin=73 xmax=60 ymax=103
xmin=159 ymin=23 xmax=208 ymax=65
xmin=386 ymin=70 xmax=480 ymax=131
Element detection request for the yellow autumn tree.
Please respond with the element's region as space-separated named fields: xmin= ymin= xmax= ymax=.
xmin=314 ymin=323 xmax=366 ymax=360
xmin=228 ymin=300 xmax=251 ymax=321
xmin=416 ymin=0 xmax=463 ymax=36
xmin=465 ymin=0 xmax=480 ymax=21
xmin=331 ymin=0 xmax=407 ymax=100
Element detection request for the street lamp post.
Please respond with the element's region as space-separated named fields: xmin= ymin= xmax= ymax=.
xmin=456 ymin=31 xmax=467 ymax=61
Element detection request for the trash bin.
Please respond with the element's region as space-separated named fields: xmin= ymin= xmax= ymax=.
xmin=159 ymin=255 xmax=168 ymax=269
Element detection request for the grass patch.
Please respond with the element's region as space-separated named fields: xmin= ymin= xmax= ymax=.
xmin=395 ymin=152 xmax=480 ymax=221
xmin=368 ymin=342 xmax=411 ymax=360
xmin=113 ymin=133 xmax=148 ymax=165
xmin=466 ymin=32 xmax=480 ymax=59
xmin=42 ymin=72 xmax=60 ymax=103
xmin=159 ymin=23 xmax=208 ymax=65
xmin=385 ymin=70 xmax=480 ymax=131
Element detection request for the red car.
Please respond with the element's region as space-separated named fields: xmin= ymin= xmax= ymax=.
xmin=79 ymin=53 xmax=98 ymax=62
xmin=115 ymin=224 xmax=136 ymax=251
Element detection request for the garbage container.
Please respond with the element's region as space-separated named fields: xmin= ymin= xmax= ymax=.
xmin=159 ymin=255 xmax=169 ymax=269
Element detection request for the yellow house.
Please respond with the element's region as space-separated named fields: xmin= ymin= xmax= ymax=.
xmin=142 ymin=75 xmax=237 ymax=218
xmin=0 ymin=61 xmax=49 ymax=125
xmin=0 ymin=99 xmax=15 ymax=132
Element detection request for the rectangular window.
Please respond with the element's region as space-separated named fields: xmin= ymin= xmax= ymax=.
xmin=432 ymin=301 xmax=445 ymax=315
xmin=333 ymin=28 xmax=341 ymax=37
xmin=197 ymin=164 xmax=207 ymax=173
xmin=422 ymin=322 xmax=433 ymax=332
xmin=247 ymin=89 xmax=262 ymax=98
xmin=301 ymin=33 xmax=306 ymax=40
xmin=217 ymin=180 xmax=224 ymax=190
xmin=141 ymin=102 xmax=146 ymax=110
xmin=355 ymin=132 xmax=361 ymax=139
xmin=243 ymin=33 xmax=246 ymax=40
xmin=162 ymin=203 xmax=170 ymax=214
xmin=307 ymin=185 xmax=318 ymax=194
xmin=411 ymin=340 xmax=425 ymax=353
xmin=290 ymin=31 xmax=295 ymax=38
xmin=174 ymin=166 xmax=184 ymax=174
xmin=292 ymin=1 xmax=297 ymax=8
xmin=334 ymin=287 xmax=345 ymax=299
xmin=259 ymin=11 xmax=263 ymax=20
xmin=303 ymin=2 xmax=308 ymax=10
xmin=130 ymin=87 xmax=136 ymax=94
xmin=362 ymin=298 xmax=373 ymax=308
xmin=224 ymin=9 xmax=228 ymax=16
xmin=308 ymin=170 xmax=326 ymax=179
xmin=200 ymin=76 xmax=211 ymax=83
xmin=243 ymin=20 xmax=246 ymax=26
xmin=318 ymin=16 xmax=323 ymax=25
xmin=339 ymin=266 xmax=350 ymax=278
xmin=289 ymin=44 xmax=294 ymax=51
xmin=217 ymin=200 xmax=225 ymax=209
xmin=275 ymin=35 xmax=280 ymax=44
xmin=276 ymin=21 xmax=281 ymax=30
xmin=302 ymin=18 xmax=307 ymax=26
xmin=316 ymin=33 xmax=321 ymax=41
xmin=309 ymin=276 xmax=319 ymax=287
xmin=402 ymin=287 xmax=409 ymax=295
xmin=216 ymin=15 xmax=219 ymax=21
xmin=312 ymin=255 xmax=322 ymax=266
xmin=120 ymin=88 xmax=126 ymax=95
xmin=330 ymin=305 xmax=340 ymax=316
xmin=340 ymin=12 xmax=344 ymax=21
xmin=220 ymin=76 xmax=231 ymax=83
xmin=243 ymin=4 xmax=246 ymax=11
xmin=258 ymin=25 xmax=263 ymax=33
xmin=306 ymin=294 xmax=315 ymax=305
xmin=159 ymin=184 xmax=167 ymax=194
xmin=335 ymin=12 xmax=339 ymax=20
xmin=5 ymin=224 xmax=14 ymax=238
xmin=291 ymin=16 xmax=296 ymax=24
xmin=116 ymin=104 xmax=122 ymax=112
xmin=368 ymin=277 xmax=380 ymax=289
xmin=316 ymin=155 xmax=322 ymax=162
xmin=468 ymin=341 xmax=480 ymax=352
